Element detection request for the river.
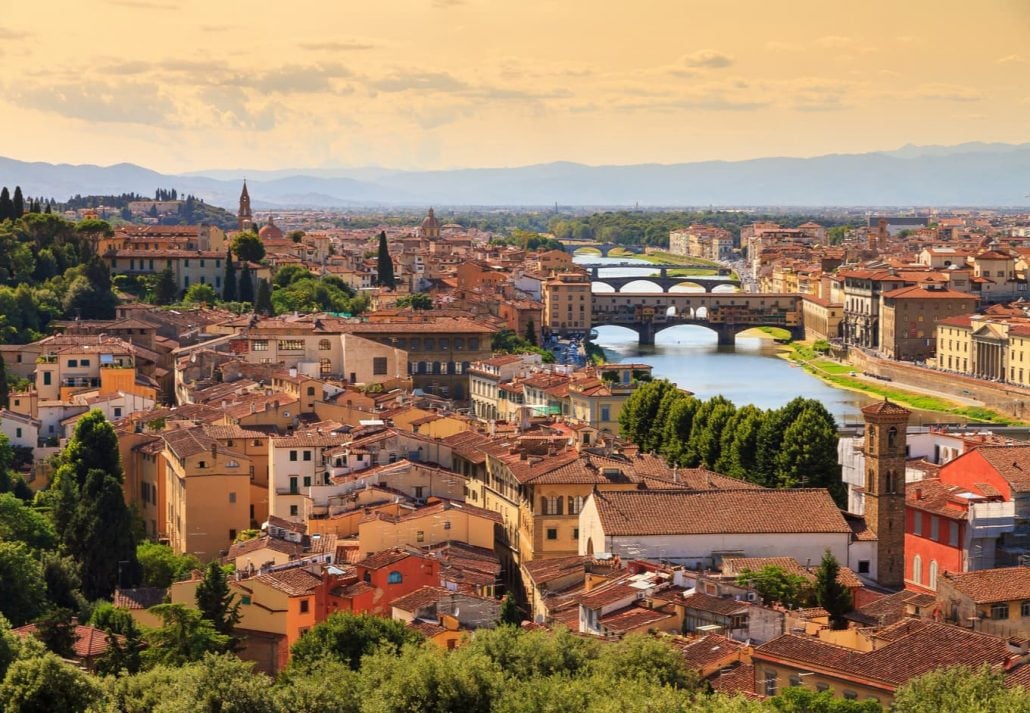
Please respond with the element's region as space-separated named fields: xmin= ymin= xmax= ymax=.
xmin=576 ymin=255 xmax=879 ymax=426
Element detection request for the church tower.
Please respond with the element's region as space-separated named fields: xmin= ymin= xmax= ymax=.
xmin=861 ymin=398 xmax=910 ymax=589
xmin=419 ymin=207 xmax=441 ymax=240
xmin=238 ymin=180 xmax=253 ymax=231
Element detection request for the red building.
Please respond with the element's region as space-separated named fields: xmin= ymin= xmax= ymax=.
xmin=905 ymin=445 xmax=1022 ymax=593
xmin=320 ymin=547 xmax=441 ymax=618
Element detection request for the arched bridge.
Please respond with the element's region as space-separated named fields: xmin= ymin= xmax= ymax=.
xmin=585 ymin=264 xmax=740 ymax=293
xmin=592 ymin=292 xmax=802 ymax=346
xmin=557 ymin=240 xmax=638 ymax=257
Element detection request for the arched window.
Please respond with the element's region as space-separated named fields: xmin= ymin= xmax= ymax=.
xmin=869 ymin=428 xmax=876 ymax=450
xmin=912 ymin=555 xmax=922 ymax=585
xmin=888 ymin=426 xmax=898 ymax=451
xmin=432 ymin=361 xmax=441 ymax=375
xmin=886 ymin=471 xmax=897 ymax=494
xmin=319 ymin=339 xmax=331 ymax=351
xmin=929 ymin=561 xmax=938 ymax=591
xmin=387 ymin=571 xmax=403 ymax=584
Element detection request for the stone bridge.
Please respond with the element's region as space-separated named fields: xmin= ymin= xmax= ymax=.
xmin=557 ymin=240 xmax=637 ymax=257
xmin=585 ymin=264 xmax=740 ymax=293
xmin=592 ymin=292 xmax=802 ymax=345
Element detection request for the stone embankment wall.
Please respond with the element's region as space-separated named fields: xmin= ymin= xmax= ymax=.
xmin=848 ymin=349 xmax=1030 ymax=420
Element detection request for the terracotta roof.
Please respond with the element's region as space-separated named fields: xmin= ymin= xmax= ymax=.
xmin=860 ymin=399 xmax=912 ymax=418
xmin=591 ymin=488 xmax=851 ymax=537
xmin=522 ymin=555 xmax=589 ymax=586
xmin=391 ymin=586 xmax=454 ymax=613
xmin=408 ymin=620 xmax=448 ymax=638
xmin=14 ymin=624 xmax=123 ymax=659
xmin=754 ymin=621 xmax=1013 ymax=689
xmin=681 ymin=592 xmax=748 ymax=617
xmin=671 ymin=634 xmax=746 ymax=670
xmin=227 ymin=535 xmax=304 ymax=561
xmin=359 ymin=547 xmax=423 ymax=570
xmin=970 ymin=445 xmax=1030 ymax=491
xmin=710 ymin=663 xmax=757 ymax=698
xmin=940 ymin=566 xmax=1030 ymax=604
xmin=253 ymin=567 xmax=321 ymax=597
xmin=722 ymin=556 xmax=862 ymax=589
xmin=112 ymin=587 xmax=167 ymax=610
xmin=598 ymin=605 xmax=674 ymax=633
xmin=881 ymin=285 xmax=979 ymax=300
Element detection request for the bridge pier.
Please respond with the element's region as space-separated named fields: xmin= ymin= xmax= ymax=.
xmin=637 ymin=322 xmax=655 ymax=346
xmin=714 ymin=325 xmax=736 ymax=346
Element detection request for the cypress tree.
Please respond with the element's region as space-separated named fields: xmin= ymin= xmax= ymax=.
xmin=44 ymin=202 xmax=52 ymax=214
xmin=524 ymin=320 xmax=537 ymax=346
xmin=0 ymin=188 xmax=12 ymax=221
xmin=376 ymin=231 xmax=395 ymax=289
xmin=238 ymin=268 xmax=254 ymax=304
xmin=12 ymin=187 xmax=23 ymax=218
xmin=0 ymin=357 xmax=8 ymax=409
xmin=153 ymin=267 xmax=178 ymax=305
xmin=255 ymin=278 xmax=272 ymax=315
xmin=195 ymin=562 xmax=240 ymax=641
xmin=814 ymin=550 xmax=852 ymax=629
xmin=222 ymin=248 xmax=237 ymax=301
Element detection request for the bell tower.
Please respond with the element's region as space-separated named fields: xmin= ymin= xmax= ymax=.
xmin=861 ymin=398 xmax=910 ymax=589
xmin=238 ymin=180 xmax=253 ymax=231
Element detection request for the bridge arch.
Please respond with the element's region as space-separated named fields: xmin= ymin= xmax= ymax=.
xmin=573 ymin=246 xmax=602 ymax=256
xmin=617 ymin=279 xmax=664 ymax=293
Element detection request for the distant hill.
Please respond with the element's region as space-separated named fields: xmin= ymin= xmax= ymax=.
xmin=2 ymin=143 xmax=1029 ymax=208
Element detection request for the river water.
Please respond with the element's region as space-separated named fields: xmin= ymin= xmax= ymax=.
xmin=577 ymin=255 xmax=880 ymax=426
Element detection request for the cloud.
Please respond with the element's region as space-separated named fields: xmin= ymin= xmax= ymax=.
xmin=197 ymin=85 xmax=280 ymax=130
xmin=300 ymin=40 xmax=377 ymax=52
xmin=107 ymin=0 xmax=178 ymax=9
xmin=237 ymin=63 xmax=353 ymax=94
xmin=916 ymin=83 xmax=983 ymax=102
xmin=680 ymin=49 xmax=734 ymax=69
xmin=17 ymin=81 xmax=178 ymax=125
xmin=368 ymin=70 xmax=470 ymax=93
xmin=998 ymin=54 xmax=1026 ymax=64
xmin=100 ymin=60 xmax=154 ymax=75
xmin=816 ymin=35 xmax=854 ymax=48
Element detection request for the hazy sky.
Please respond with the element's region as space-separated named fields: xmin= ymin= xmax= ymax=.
xmin=1 ymin=0 xmax=1027 ymax=172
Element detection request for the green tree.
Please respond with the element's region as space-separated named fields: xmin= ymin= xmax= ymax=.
xmin=143 ymin=604 xmax=231 ymax=667
xmin=592 ymin=634 xmax=700 ymax=690
xmin=273 ymin=660 xmax=361 ymax=713
xmin=0 ymin=188 xmax=12 ymax=221
xmin=774 ymin=403 xmax=844 ymax=503
xmin=715 ymin=404 xmax=764 ymax=479
xmin=274 ymin=264 xmax=311 ymax=288
xmin=771 ymin=687 xmax=884 ymax=712
xmin=0 ymin=652 xmax=102 ymax=713
xmin=661 ymin=396 xmax=699 ymax=466
xmin=41 ymin=552 xmax=88 ymax=617
xmin=288 ymin=229 xmax=305 ymax=243
xmin=195 ymin=562 xmax=240 ymax=639
xmin=892 ymin=665 xmax=1030 ymax=713
xmin=12 ymin=187 xmax=24 ymax=219
xmin=153 ymin=266 xmax=178 ymax=305
xmin=685 ymin=395 xmax=735 ymax=468
xmin=137 ymin=541 xmax=200 ymax=588
xmin=497 ymin=593 xmax=521 ymax=626
xmin=650 ymin=387 xmax=687 ymax=454
xmin=222 ymin=247 xmax=237 ymax=301
xmin=0 ymin=541 xmax=46 ymax=626
xmin=755 ymin=397 xmax=809 ymax=486
xmin=69 ymin=468 xmax=139 ymax=600
xmin=736 ymin=565 xmax=809 ymax=608
xmin=90 ymin=604 xmax=145 ymax=676
xmin=182 ymin=282 xmax=218 ymax=305
xmin=0 ymin=354 xmax=8 ymax=408
xmin=289 ymin=611 xmax=423 ymax=670
xmin=396 ymin=292 xmax=432 ymax=310
xmin=62 ymin=275 xmax=117 ymax=320
xmin=0 ymin=493 xmax=55 ymax=552
xmin=618 ymin=379 xmax=678 ymax=449
xmin=813 ymin=550 xmax=852 ymax=629
xmin=238 ymin=268 xmax=254 ymax=304
xmin=231 ymin=231 xmax=265 ymax=263
xmin=33 ymin=608 xmax=77 ymax=658
xmin=376 ymin=231 xmax=396 ymax=289
xmin=255 ymin=278 xmax=273 ymax=315
xmin=524 ymin=319 xmax=537 ymax=346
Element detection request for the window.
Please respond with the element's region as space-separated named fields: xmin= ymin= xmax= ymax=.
xmin=198 ymin=460 xmax=207 ymax=469
xmin=307 ymin=386 xmax=315 ymax=396
xmin=573 ymin=527 xmax=579 ymax=540
xmin=424 ymin=338 xmax=436 ymax=351
xmin=912 ymin=555 xmax=922 ymax=585
xmin=228 ymin=492 xmax=236 ymax=504
xmin=913 ymin=512 xmax=922 ymax=536
xmin=789 ymin=674 xmax=801 ymax=687
xmin=764 ymin=671 xmax=778 ymax=696
xmin=252 ymin=340 xmax=269 ymax=352
xmin=229 ymin=528 xmax=237 ymax=540
xmin=299 ymin=599 xmax=310 ymax=613
xmin=409 ymin=338 xmax=421 ymax=351
xmin=858 ymin=560 xmax=870 ymax=575
xmin=303 ymin=476 xmax=311 ymax=487
xmin=541 ymin=496 xmax=563 ymax=515
xmin=241 ymin=595 xmax=252 ymax=605
xmin=546 ymin=528 xmax=558 ymax=540
xmin=303 ymin=451 xmax=312 ymax=461
xmin=290 ymin=505 xmax=299 ymax=516
xmin=948 ymin=521 xmax=959 ymax=547
xmin=320 ymin=358 xmax=331 ymax=377
xmin=1021 ymin=601 xmax=1030 ymax=617
xmin=816 ymin=683 xmax=829 ymax=693
xmin=929 ymin=561 xmax=938 ymax=590
xmin=600 ymin=406 xmax=610 ymax=422
xmin=443 ymin=520 xmax=451 ymax=530
xmin=568 ymin=496 xmax=585 ymax=515
xmin=43 ymin=372 xmax=51 ymax=386
xmin=289 ymin=476 xmax=298 ymax=494
xmin=470 ymin=338 xmax=479 ymax=350
xmin=416 ymin=530 xmax=425 ymax=542
xmin=290 ymin=450 xmax=298 ymax=462
xmin=278 ymin=339 xmax=305 ymax=351
xmin=843 ymin=691 xmax=857 ymax=701
xmin=930 ymin=516 xmax=939 ymax=541
xmin=318 ymin=339 xmax=331 ymax=351
xmin=14 ymin=428 xmax=20 ymax=438
xmin=113 ymin=407 xmax=122 ymax=419
xmin=68 ymin=359 xmax=78 ymax=367
xmin=373 ymin=357 xmax=388 ymax=376
xmin=387 ymin=571 xmax=403 ymax=584
xmin=414 ymin=486 xmax=424 ymax=499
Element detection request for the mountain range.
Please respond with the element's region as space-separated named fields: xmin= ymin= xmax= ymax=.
xmin=1 ymin=142 xmax=1028 ymax=209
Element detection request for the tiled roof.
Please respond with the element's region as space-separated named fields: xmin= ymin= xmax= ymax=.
xmin=970 ymin=445 xmax=1030 ymax=491
xmin=671 ymin=634 xmax=746 ymax=670
xmin=592 ymin=488 xmax=851 ymax=537
xmin=710 ymin=663 xmax=757 ymax=698
xmin=391 ymin=586 xmax=453 ymax=613
xmin=680 ymin=592 xmax=748 ymax=617
xmin=861 ymin=399 xmax=912 ymax=418
xmin=254 ymin=567 xmax=321 ymax=597
xmin=522 ymin=555 xmax=589 ymax=586
xmin=940 ymin=566 xmax=1030 ymax=604
xmin=14 ymin=624 xmax=123 ymax=659
xmin=112 ymin=587 xmax=168 ymax=610
xmin=721 ymin=556 xmax=862 ymax=589
xmin=358 ymin=547 xmax=422 ymax=570
xmin=754 ymin=622 xmax=1013 ymax=688
xmin=227 ymin=536 xmax=304 ymax=561
xmin=598 ymin=605 xmax=674 ymax=633
xmin=408 ymin=620 xmax=448 ymax=638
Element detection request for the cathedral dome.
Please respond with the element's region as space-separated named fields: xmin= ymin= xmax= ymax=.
xmin=421 ymin=208 xmax=440 ymax=231
xmin=259 ymin=217 xmax=283 ymax=240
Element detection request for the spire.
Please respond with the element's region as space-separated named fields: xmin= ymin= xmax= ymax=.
xmin=238 ymin=180 xmax=253 ymax=231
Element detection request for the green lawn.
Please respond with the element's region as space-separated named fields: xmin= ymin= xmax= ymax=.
xmin=635 ymin=251 xmax=721 ymax=268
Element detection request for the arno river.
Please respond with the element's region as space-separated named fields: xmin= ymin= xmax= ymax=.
xmin=578 ymin=256 xmax=893 ymax=427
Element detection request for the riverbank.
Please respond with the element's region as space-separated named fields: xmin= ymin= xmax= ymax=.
xmin=778 ymin=342 xmax=1018 ymax=424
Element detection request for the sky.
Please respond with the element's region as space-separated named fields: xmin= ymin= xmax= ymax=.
xmin=0 ymin=0 xmax=1027 ymax=173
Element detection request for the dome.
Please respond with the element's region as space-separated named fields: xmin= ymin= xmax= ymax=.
xmin=259 ymin=217 xmax=283 ymax=240
xmin=420 ymin=207 xmax=440 ymax=231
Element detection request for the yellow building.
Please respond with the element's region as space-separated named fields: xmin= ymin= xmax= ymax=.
xmin=163 ymin=427 xmax=253 ymax=561
xmin=357 ymin=498 xmax=499 ymax=557
xmin=935 ymin=315 xmax=973 ymax=374
xmin=543 ymin=271 xmax=592 ymax=336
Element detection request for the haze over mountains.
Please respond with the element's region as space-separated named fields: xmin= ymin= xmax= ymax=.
xmin=2 ymin=142 xmax=1028 ymax=209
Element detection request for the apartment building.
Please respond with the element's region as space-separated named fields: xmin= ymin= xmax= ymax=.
xmin=543 ymin=271 xmax=592 ymax=336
